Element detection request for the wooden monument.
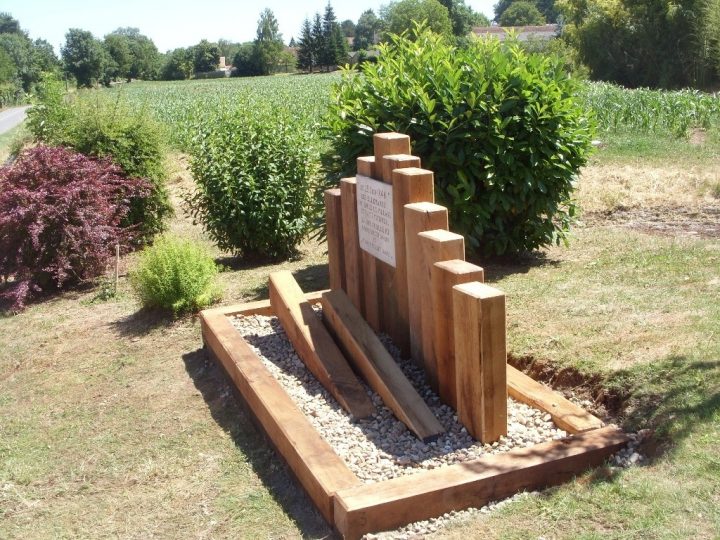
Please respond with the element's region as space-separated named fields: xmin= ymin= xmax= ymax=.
xmin=200 ymin=133 xmax=628 ymax=538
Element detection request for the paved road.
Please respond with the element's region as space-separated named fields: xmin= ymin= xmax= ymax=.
xmin=0 ymin=105 xmax=30 ymax=135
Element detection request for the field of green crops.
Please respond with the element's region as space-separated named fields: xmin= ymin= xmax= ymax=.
xmin=98 ymin=74 xmax=720 ymax=151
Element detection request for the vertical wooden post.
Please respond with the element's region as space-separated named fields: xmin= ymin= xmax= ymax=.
xmin=431 ymin=260 xmax=484 ymax=409
xmin=418 ymin=229 xmax=465 ymax=390
xmin=357 ymin=156 xmax=381 ymax=330
xmin=324 ymin=188 xmax=345 ymax=291
xmin=384 ymin=166 xmax=433 ymax=356
xmin=340 ymin=177 xmax=364 ymax=314
xmin=453 ymin=282 xmax=508 ymax=443
xmin=403 ymin=203 xmax=449 ymax=367
xmin=373 ymin=133 xmax=411 ymax=182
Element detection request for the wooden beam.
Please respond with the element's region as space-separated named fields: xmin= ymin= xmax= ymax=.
xmin=333 ymin=426 xmax=629 ymax=539
xmin=269 ymin=271 xmax=375 ymax=419
xmin=340 ymin=177 xmax=365 ymax=314
xmin=453 ymin=282 xmax=507 ymax=443
xmin=324 ymin=188 xmax=345 ymax=291
xmin=197 ymin=290 xmax=328 ymax=318
xmin=200 ymin=311 xmax=361 ymax=524
xmin=431 ymin=259 xmax=484 ymax=409
xmin=418 ymin=229 xmax=465 ymax=389
xmin=379 ymin=165 xmax=434 ymax=356
xmin=507 ymin=365 xmax=604 ymax=434
xmin=321 ymin=289 xmax=445 ymax=442
xmin=373 ymin=133 xmax=411 ymax=182
xmin=403 ymin=203 xmax=449 ymax=367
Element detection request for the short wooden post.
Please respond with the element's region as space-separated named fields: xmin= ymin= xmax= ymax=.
xmin=340 ymin=177 xmax=364 ymax=314
xmin=373 ymin=133 xmax=411 ymax=182
xmin=324 ymin=188 xmax=345 ymax=291
xmin=452 ymin=282 xmax=508 ymax=443
xmin=418 ymin=230 xmax=465 ymax=390
xmin=431 ymin=260 xmax=484 ymax=409
xmin=357 ymin=156 xmax=381 ymax=330
xmin=404 ymin=203 xmax=449 ymax=367
xmin=383 ymin=166 xmax=434 ymax=356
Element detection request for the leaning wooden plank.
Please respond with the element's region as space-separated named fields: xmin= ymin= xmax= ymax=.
xmin=404 ymin=203 xmax=449 ymax=367
xmin=340 ymin=177 xmax=365 ymax=314
xmin=507 ymin=365 xmax=604 ymax=434
xmin=333 ymin=426 xmax=629 ymax=539
xmin=200 ymin=311 xmax=361 ymax=523
xmin=453 ymin=282 xmax=508 ymax=443
xmin=269 ymin=271 xmax=375 ymax=419
xmin=324 ymin=188 xmax=346 ymax=291
xmin=321 ymin=289 xmax=445 ymax=442
xmin=431 ymin=259 xmax=484 ymax=409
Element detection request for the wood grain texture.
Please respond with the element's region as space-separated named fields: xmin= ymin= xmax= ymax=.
xmin=418 ymin=229 xmax=465 ymax=389
xmin=321 ymin=289 xmax=444 ymax=442
xmin=356 ymin=156 xmax=381 ymax=331
xmin=200 ymin=311 xmax=361 ymax=524
xmin=269 ymin=271 xmax=375 ymax=419
xmin=356 ymin=156 xmax=376 ymax=178
xmin=373 ymin=133 xmax=411 ymax=182
xmin=340 ymin=177 xmax=365 ymax=314
xmin=198 ymin=291 xmax=327 ymax=318
xmin=453 ymin=282 xmax=507 ymax=443
xmin=507 ymin=365 xmax=604 ymax=434
xmin=403 ymin=203 xmax=449 ymax=367
xmin=431 ymin=259 xmax=484 ymax=409
xmin=334 ymin=426 xmax=629 ymax=539
xmin=324 ymin=188 xmax=345 ymax=291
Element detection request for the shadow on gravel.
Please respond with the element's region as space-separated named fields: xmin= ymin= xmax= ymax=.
xmin=181 ymin=347 xmax=334 ymax=539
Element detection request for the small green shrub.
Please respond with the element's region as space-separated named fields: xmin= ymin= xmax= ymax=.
xmin=326 ymin=28 xmax=594 ymax=255
xmin=130 ymin=236 xmax=221 ymax=315
xmin=187 ymin=105 xmax=317 ymax=259
xmin=27 ymin=80 xmax=173 ymax=243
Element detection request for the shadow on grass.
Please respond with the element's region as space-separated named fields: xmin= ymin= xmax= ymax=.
xmin=109 ymin=307 xmax=177 ymax=338
xmin=181 ymin=347 xmax=334 ymax=539
xmin=242 ymin=264 xmax=330 ymax=302
xmin=471 ymin=251 xmax=561 ymax=282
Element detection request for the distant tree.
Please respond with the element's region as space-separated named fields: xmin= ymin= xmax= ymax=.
xmin=217 ymin=38 xmax=241 ymax=64
xmin=471 ymin=11 xmax=491 ymax=26
xmin=62 ymin=29 xmax=106 ymax=87
xmin=161 ymin=47 xmax=193 ymax=80
xmin=0 ymin=47 xmax=15 ymax=83
xmin=0 ymin=33 xmax=37 ymax=91
xmin=32 ymin=39 xmax=60 ymax=73
xmin=116 ymin=28 xmax=160 ymax=80
xmin=254 ymin=8 xmax=284 ymax=74
xmin=439 ymin=0 xmax=480 ymax=36
xmin=499 ymin=1 xmax=545 ymax=26
xmin=296 ymin=18 xmax=316 ymax=71
xmin=311 ymin=13 xmax=325 ymax=68
xmin=232 ymin=42 xmax=261 ymax=76
xmin=381 ymin=0 xmax=453 ymax=38
xmin=278 ymin=49 xmax=296 ymax=72
xmin=193 ymin=39 xmax=220 ymax=73
xmin=0 ymin=12 xmax=22 ymax=35
xmin=341 ymin=19 xmax=356 ymax=37
xmin=353 ymin=9 xmax=381 ymax=50
xmin=104 ymin=33 xmax=132 ymax=81
xmin=495 ymin=0 xmax=556 ymax=22
xmin=320 ymin=3 xmax=347 ymax=69
xmin=288 ymin=36 xmax=297 ymax=47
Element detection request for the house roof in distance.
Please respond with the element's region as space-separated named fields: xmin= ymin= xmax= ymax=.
xmin=472 ymin=24 xmax=558 ymax=41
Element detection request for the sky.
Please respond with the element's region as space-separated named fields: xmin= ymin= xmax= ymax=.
xmin=3 ymin=0 xmax=496 ymax=54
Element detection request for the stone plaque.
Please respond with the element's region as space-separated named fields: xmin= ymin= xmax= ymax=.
xmin=356 ymin=174 xmax=396 ymax=267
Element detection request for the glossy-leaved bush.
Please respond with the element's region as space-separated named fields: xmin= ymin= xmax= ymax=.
xmin=187 ymin=105 xmax=317 ymax=259
xmin=0 ymin=146 xmax=148 ymax=311
xmin=27 ymin=79 xmax=173 ymax=243
xmin=326 ymin=28 xmax=594 ymax=255
xmin=129 ymin=236 xmax=221 ymax=315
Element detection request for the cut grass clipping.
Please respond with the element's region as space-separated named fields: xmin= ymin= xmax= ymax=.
xmin=130 ymin=235 xmax=221 ymax=315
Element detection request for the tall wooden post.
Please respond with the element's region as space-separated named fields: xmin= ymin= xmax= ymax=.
xmin=340 ymin=177 xmax=364 ymax=314
xmin=418 ymin=229 xmax=465 ymax=390
xmin=431 ymin=260 xmax=484 ymax=409
xmin=453 ymin=282 xmax=508 ymax=443
xmin=357 ymin=156 xmax=381 ymax=330
xmin=403 ymin=203 xmax=449 ymax=367
xmin=324 ymin=188 xmax=345 ymax=291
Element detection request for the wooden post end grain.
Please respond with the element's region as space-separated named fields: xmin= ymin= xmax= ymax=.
xmin=373 ymin=133 xmax=411 ymax=182
xmin=452 ymin=281 xmax=508 ymax=443
xmin=324 ymin=188 xmax=345 ymax=291
xmin=418 ymin=229 xmax=465 ymax=390
xmin=403 ymin=202 xmax=449 ymax=367
xmin=357 ymin=156 xmax=376 ymax=178
xmin=431 ymin=259 xmax=484 ymax=409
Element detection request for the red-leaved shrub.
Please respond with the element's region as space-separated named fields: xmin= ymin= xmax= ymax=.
xmin=0 ymin=145 xmax=149 ymax=311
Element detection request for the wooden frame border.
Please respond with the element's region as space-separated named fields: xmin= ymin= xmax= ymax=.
xmin=200 ymin=297 xmax=629 ymax=540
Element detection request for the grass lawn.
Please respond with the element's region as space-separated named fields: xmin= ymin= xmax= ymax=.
xmin=1 ymin=113 xmax=719 ymax=537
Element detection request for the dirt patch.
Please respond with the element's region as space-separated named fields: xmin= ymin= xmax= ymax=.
xmin=582 ymin=204 xmax=720 ymax=238
xmin=689 ymin=128 xmax=707 ymax=146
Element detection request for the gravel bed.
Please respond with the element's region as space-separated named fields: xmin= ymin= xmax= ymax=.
xmin=231 ymin=312 xmax=570 ymax=483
